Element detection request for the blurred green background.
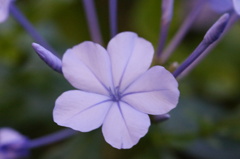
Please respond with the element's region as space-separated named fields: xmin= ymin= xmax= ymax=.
xmin=1 ymin=0 xmax=240 ymax=158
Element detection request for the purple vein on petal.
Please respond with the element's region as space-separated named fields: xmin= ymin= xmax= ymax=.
xmin=117 ymin=102 xmax=133 ymax=146
xmin=160 ymin=0 xmax=205 ymax=64
xmin=76 ymin=59 xmax=110 ymax=92
xmin=120 ymin=63 xmax=150 ymax=94
xmin=9 ymin=3 xmax=58 ymax=56
xmin=121 ymin=89 xmax=170 ymax=98
xmin=121 ymin=90 xmax=174 ymax=108
xmin=156 ymin=0 xmax=174 ymax=57
xmin=64 ymin=99 xmax=112 ymax=123
xmin=109 ymin=0 xmax=118 ymax=38
xmin=82 ymin=0 xmax=103 ymax=45
xmin=173 ymin=13 xmax=229 ymax=78
xmin=117 ymin=39 xmax=137 ymax=90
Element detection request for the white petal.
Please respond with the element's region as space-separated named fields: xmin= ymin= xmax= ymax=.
xmin=233 ymin=0 xmax=240 ymax=15
xmin=107 ymin=32 xmax=154 ymax=91
xmin=102 ymin=102 xmax=150 ymax=149
xmin=53 ymin=90 xmax=112 ymax=132
xmin=0 ymin=0 xmax=12 ymax=23
xmin=62 ymin=42 xmax=113 ymax=95
xmin=122 ymin=66 xmax=179 ymax=115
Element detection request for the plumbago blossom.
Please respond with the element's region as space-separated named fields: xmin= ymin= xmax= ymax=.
xmin=31 ymin=13 xmax=229 ymax=150
xmin=0 ymin=0 xmax=12 ymax=23
xmin=52 ymin=32 xmax=180 ymax=149
xmin=0 ymin=128 xmax=28 ymax=159
xmin=207 ymin=0 xmax=240 ymax=15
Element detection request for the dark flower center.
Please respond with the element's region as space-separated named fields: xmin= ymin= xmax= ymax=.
xmin=109 ymin=86 xmax=122 ymax=102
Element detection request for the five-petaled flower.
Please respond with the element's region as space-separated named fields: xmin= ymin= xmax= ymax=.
xmin=53 ymin=32 xmax=180 ymax=149
xmin=0 ymin=0 xmax=12 ymax=23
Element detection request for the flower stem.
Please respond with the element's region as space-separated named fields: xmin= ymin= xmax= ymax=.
xmin=109 ymin=0 xmax=118 ymax=38
xmin=82 ymin=0 xmax=103 ymax=45
xmin=160 ymin=1 xmax=205 ymax=64
xmin=156 ymin=0 xmax=174 ymax=58
xmin=27 ymin=129 xmax=77 ymax=149
xmin=9 ymin=3 xmax=58 ymax=56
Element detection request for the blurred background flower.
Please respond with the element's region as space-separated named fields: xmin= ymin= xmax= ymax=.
xmin=0 ymin=0 xmax=240 ymax=158
xmin=0 ymin=128 xmax=28 ymax=159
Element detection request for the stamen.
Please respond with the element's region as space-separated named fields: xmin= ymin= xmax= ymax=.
xmin=82 ymin=0 xmax=103 ymax=45
xmin=108 ymin=86 xmax=121 ymax=102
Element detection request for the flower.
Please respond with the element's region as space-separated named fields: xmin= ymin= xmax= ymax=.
xmin=0 ymin=128 xmax=28 ymax=159
xmin=53 ymin=32 xmax=180 ymax=149
xmin=0 ymin=0 xmax=12 ymax=23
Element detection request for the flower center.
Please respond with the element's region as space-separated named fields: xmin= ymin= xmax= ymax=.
xmin=109 ymin=86 xmax=122 ymax=102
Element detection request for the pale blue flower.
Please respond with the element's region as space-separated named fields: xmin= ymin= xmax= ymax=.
xmin=233 ymin=0 xmax=240 ymax=15
xmin=0 ymin=128 xmax=28 ymax=159
xmin=0 ymin=0 xmax=12 ymax=23
xmin=52 ymin=32 xmax=180 ymax=149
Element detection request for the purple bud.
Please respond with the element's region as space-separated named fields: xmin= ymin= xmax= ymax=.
xmin=0 ymin=128 xmax=29 ymax=159
xmin=203 ymin=14 xmax=229 ymax=44
xmin=32 ymin=43 xmax=62 ymax=74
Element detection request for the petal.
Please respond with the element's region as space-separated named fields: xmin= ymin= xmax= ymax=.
xmin=62 ymin=42 xmax=113 ymax=95
xmin=233 ymin=0 xmax=240 ymax=15
xmin=102 ymin=102 xmax=150 ymax=149
xmin=53 ymin=90 xmax=112 ymax=132
xmin=0 ymin=0 xmax=11 ymax=23
xmin=122 ymin=66 xmax=179 ymax=115
xmin=107 ymin=32 xmax=154 ymax=91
